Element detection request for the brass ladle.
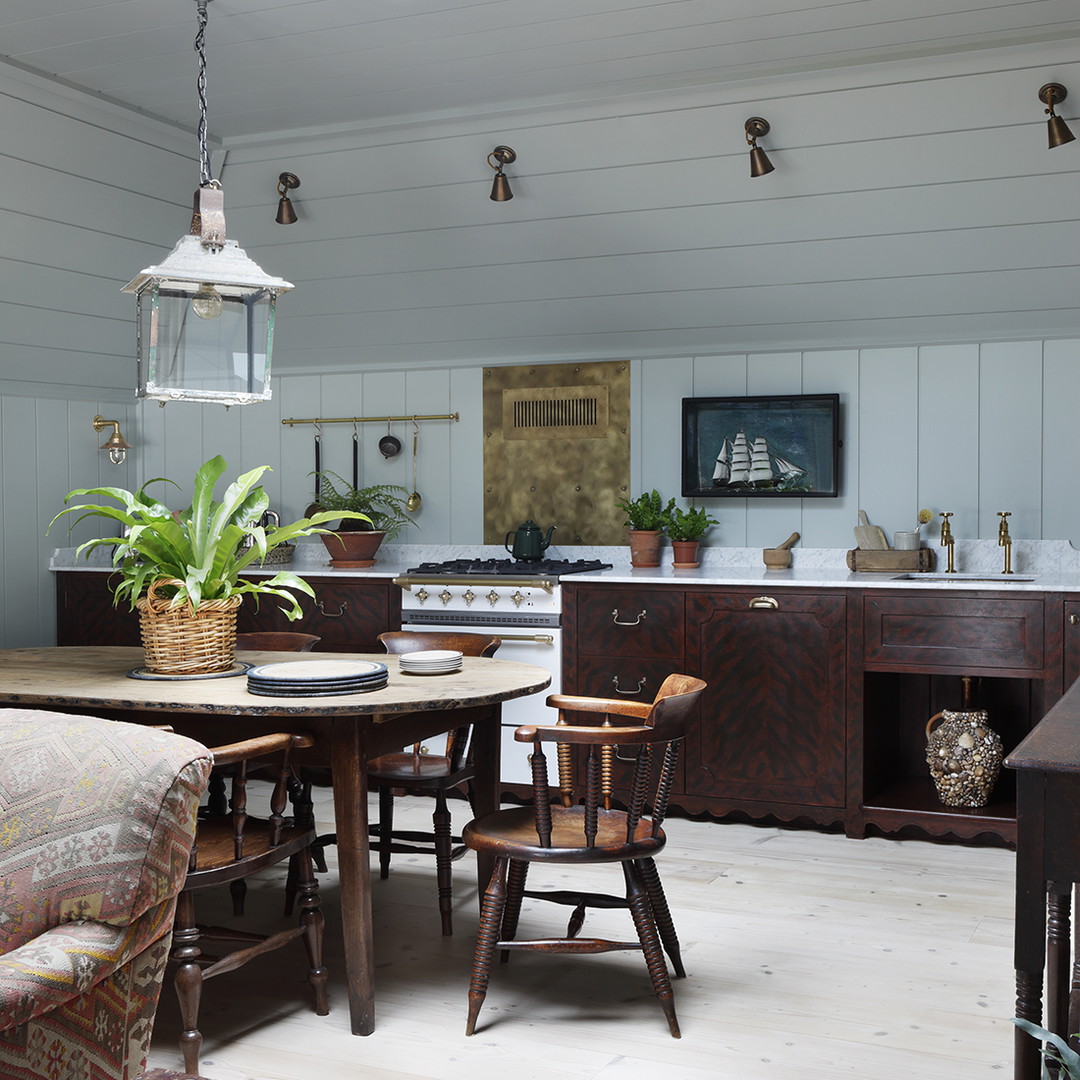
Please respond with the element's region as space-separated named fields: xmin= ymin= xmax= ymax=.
xmin=406 ymin=425 xmax=422 ymax=512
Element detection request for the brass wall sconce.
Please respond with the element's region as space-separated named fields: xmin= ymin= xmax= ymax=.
xmin=276 ymin=172 xmax=301 ymax=223
xmin=1038 ymin=83 xmax=1075 ymax=148
xmin=488 ymin=146 xmax=517 ymax=201
xmin=745 ymin=117 xmax=775 ymax=177
xmin=92 ymin=416 xmax=133 ymax=465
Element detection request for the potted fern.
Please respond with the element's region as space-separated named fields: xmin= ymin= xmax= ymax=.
xmin=666 ymin=505 xmax=719 ymax=569
xmin=309 ymin=471 xmax=416 ymax=567
xmin=50 ymin=455 xmax=364 ymax=675
xmin=616 ymin=489 xmax=674 ymax=568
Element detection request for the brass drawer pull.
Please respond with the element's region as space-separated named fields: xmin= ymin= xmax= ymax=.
xmin=317 ymin=600 xmax=348 ymax=618
xmin=612 ymin=676 xmax=647 ymax=695
xmin=1070 ymin=614 xmax=1080 ymax=626
xmin=749 ymin=596 xmax=779 ymax=610
xmin=612 ymin=608 xmax=647 ymax=626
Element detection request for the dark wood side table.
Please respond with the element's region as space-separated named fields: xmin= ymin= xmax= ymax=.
xmin=1006 ymin=680 xmax=1080 ymax=1079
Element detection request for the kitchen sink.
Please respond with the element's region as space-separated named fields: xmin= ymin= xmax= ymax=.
xmin=893 ymin=572 xmax=1037 ymax=583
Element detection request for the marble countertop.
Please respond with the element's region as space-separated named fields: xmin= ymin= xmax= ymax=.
xmin=49 ymin=538 xmax=1080 ymax=593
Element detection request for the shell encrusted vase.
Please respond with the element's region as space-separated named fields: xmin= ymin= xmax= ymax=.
xmin=925 ymin=708 xmax=1003 ymax=808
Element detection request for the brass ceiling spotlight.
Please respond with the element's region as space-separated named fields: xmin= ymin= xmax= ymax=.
xmin=275 ymin=172 xmax=301 ymax=224
xmin=745 ymin=117 xmax=775 ymax=177
xmin=488 ymin=146 xmax=517 ymax=201
xmin=1038 ymin=83 xmax=1076 ymax=148
xmin=92 ymin=415 xmax=133 ymax=465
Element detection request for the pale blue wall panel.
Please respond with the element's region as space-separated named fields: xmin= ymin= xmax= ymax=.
xmin=857 ymin=348 xmax=919 ymax=542
xmin=1043 ymin=339 xmax=1080 ymax=545
xmin=917 ymin=344 xmax=979 ymax=548
xmin=979 ymin=341 xmax=1042 ymax=539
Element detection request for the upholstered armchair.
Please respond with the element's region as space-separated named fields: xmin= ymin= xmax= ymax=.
xmin=0 ymin=709 xmax=211 ymax=1080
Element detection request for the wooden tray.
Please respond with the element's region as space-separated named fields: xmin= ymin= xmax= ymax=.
xmin=846 ymin=547 xmax=936 ymax=572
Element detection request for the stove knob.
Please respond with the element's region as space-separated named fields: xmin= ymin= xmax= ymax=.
xmin=511 ymin=590 xmax=525 ymax=608
xmin=416 ymin=587 xmax=429 ymax=604
xmin=439 ymin=589 xmax=453 ymax=606
xmin=463 ymin=589 xmax=476 ymax=607
xmin=486 ymin=589 xmax=500 ymax=607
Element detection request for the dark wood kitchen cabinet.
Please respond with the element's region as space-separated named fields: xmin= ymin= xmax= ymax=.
xmin=564 ymin=580 xmax=1068 ymax=846
xmin=54 ymin=570 xmax=400 ymax=652
xmin=682 ymin=588 xmax=846 ymax=821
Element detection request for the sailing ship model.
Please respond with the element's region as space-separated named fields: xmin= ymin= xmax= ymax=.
xmin=712 ymin=431 xmax=807 ymax=490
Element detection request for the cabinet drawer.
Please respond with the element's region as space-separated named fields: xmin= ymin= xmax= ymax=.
xmin=863 ymin=593 xmax=1045 ymax=673
xmin=238 ymin=578 xmax=397 ymax=652
xmin=574 ymin=654 xmax=687 ymax=704
xmin=574 ymin=587 xmax=684 ymax=658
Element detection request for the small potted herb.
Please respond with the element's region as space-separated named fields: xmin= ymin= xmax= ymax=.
xmin=666 ymin=505 xmax=718 ymax=569
xmin=616 ymin=490 xmax=675 ymax=568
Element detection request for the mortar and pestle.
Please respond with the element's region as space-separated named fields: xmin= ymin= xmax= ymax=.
xmin=762 ymin=532 xmax=800 ymax=569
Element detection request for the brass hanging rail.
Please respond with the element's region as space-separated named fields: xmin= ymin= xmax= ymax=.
xmin=282 ymin=412 xmax=459 ymax=426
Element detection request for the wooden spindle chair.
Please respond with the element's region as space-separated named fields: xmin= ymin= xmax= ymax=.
xmin=461 ymin=673 xmax=707 ymax=1038
xmin=305 ymin=630 xmax=500 ymax=935
xmin=172 ymin=732 xmax=329 ymax=1076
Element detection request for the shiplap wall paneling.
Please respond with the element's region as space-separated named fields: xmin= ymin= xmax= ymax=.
xmin=744 ymin=352 xmax=804 ymax=551
xmin=636 ymin=354 xmax=692 ymax=522
xmin=1042 ymin=340 xmax=1080 ymax=546
xmin=689 ymin=353 xmax=750 ymax=547
xmin=917 ymin=344 xmax=980 ymax=550
xmin=448 ymin=367 xmax=483 ymax=545
xmin=402 ymin=367 xmax=452 ymax=547
xmin=857 ymin=348 xmax=920 ymax=545
xmin=276 ymin=376 xmax=321 ymax=526
xmin=802 ymin=349 xmax=860 ymax=550
xmin=979 ymin=341 xmax=1044 ymax=541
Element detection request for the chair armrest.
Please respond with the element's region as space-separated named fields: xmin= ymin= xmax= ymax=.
xmin=210 ymin=732 xmax=313 ymax=766
xmin=545 ymin=694 xmax=653 ymax=720
xmin=0 ymin=920 xmax=134 ymax=1030
xmin=514 ymin=723 xmax=655 ymax=745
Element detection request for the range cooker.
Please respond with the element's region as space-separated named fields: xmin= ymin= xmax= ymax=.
xmin=392 ymin=557 xmax=611 ymax=785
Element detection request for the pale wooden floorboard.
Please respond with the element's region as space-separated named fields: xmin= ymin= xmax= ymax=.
xmin=148 ymin=789 xmax=1016 ymax=1079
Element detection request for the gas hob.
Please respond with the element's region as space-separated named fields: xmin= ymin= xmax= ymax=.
xmin=402 ymin=558 xmax=612 ymax=578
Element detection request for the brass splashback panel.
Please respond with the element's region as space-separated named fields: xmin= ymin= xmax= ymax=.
xmin=483 ymin=361 xmax=630 ymax=546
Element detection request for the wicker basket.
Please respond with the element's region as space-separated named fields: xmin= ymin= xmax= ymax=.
xmin=136 ymin=578 xmax=243 ymax=675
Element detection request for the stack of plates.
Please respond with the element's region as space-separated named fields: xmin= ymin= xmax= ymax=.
xmin=247 ymin=659 xmax=388 ymax=697
xmin=398 ymin=649 xmax=463 ymax=676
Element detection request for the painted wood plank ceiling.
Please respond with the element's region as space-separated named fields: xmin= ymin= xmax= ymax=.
xmin=2 ymin=0 xmax=1079 ymax=137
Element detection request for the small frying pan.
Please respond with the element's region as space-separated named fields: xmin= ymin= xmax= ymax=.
xmin=378 ymin=421 xmax=402 ymax=459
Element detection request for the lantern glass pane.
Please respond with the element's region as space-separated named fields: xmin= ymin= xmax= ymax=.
xmin=136 ymin=280 xmax=277 ymax=404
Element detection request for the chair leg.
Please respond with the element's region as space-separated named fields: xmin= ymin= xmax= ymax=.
xmin=292 ymin=850 xmax=330 ymax=1015
xmin=172 ymin=892 xmax=206 ymax=1075
xmin=466 ymin=857 xmax=508 ymax=1036
xmin=638 ymin=856 xmax=685 ymax=978
xmin=624 ymin=861 xmax=681 ymax=1038
xmin=433 ymin=788 xmax=455 ymax=935
xmin=230 ymin=878 xmax=247 ymax=917
xmin=378 ymin=785 xmax=394 ymax=880
xmin=499 ymin=858 xmax=529 ymax=963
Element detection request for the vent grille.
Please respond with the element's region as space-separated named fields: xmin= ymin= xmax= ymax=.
xmin=501 ymin=384 xmax=608 ymax=441
xmin=513 ymin=396 xmax=598 ymax=429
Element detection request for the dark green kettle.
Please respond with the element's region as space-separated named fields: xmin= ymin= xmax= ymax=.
xmin=504 ymin=519 xmax=557 ymax=561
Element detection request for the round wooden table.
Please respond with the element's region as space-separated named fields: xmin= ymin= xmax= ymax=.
xmin=0 ymin=645 xmax=551 ymax=1036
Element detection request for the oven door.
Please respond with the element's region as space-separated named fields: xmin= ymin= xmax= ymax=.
xmin=397 ymin=622 xmax=560 ymax=786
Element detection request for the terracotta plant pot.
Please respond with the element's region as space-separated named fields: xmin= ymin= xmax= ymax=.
xmin=627 ymin=529 xmax=663 ymax=568
xmin=671 ymin=540 xmax=700 ymax=569
xmin=319 ymin=530 xmax=387 ymax=568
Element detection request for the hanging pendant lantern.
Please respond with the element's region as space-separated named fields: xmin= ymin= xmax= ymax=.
xmin=122 ymin=0 xmax=293 ymax=405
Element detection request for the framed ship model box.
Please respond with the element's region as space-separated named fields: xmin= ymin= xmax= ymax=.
xmin=681 ymin=394 xmax=840 ymax=498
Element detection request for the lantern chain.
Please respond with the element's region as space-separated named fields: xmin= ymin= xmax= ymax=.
xmin=194 ymin=0 xmax=213 ymax=188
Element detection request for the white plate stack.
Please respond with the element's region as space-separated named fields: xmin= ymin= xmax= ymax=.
xmin=246 ymin=659 xmax=389 ymax=697
xmin=398 ymin=649 xmax=464 ymax=676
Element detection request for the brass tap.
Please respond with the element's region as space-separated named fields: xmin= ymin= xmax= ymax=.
xmin=939 ymin=511 xmax=956 ymax=573
xmin=997 ymin=511 xmax=1013 ymax=575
